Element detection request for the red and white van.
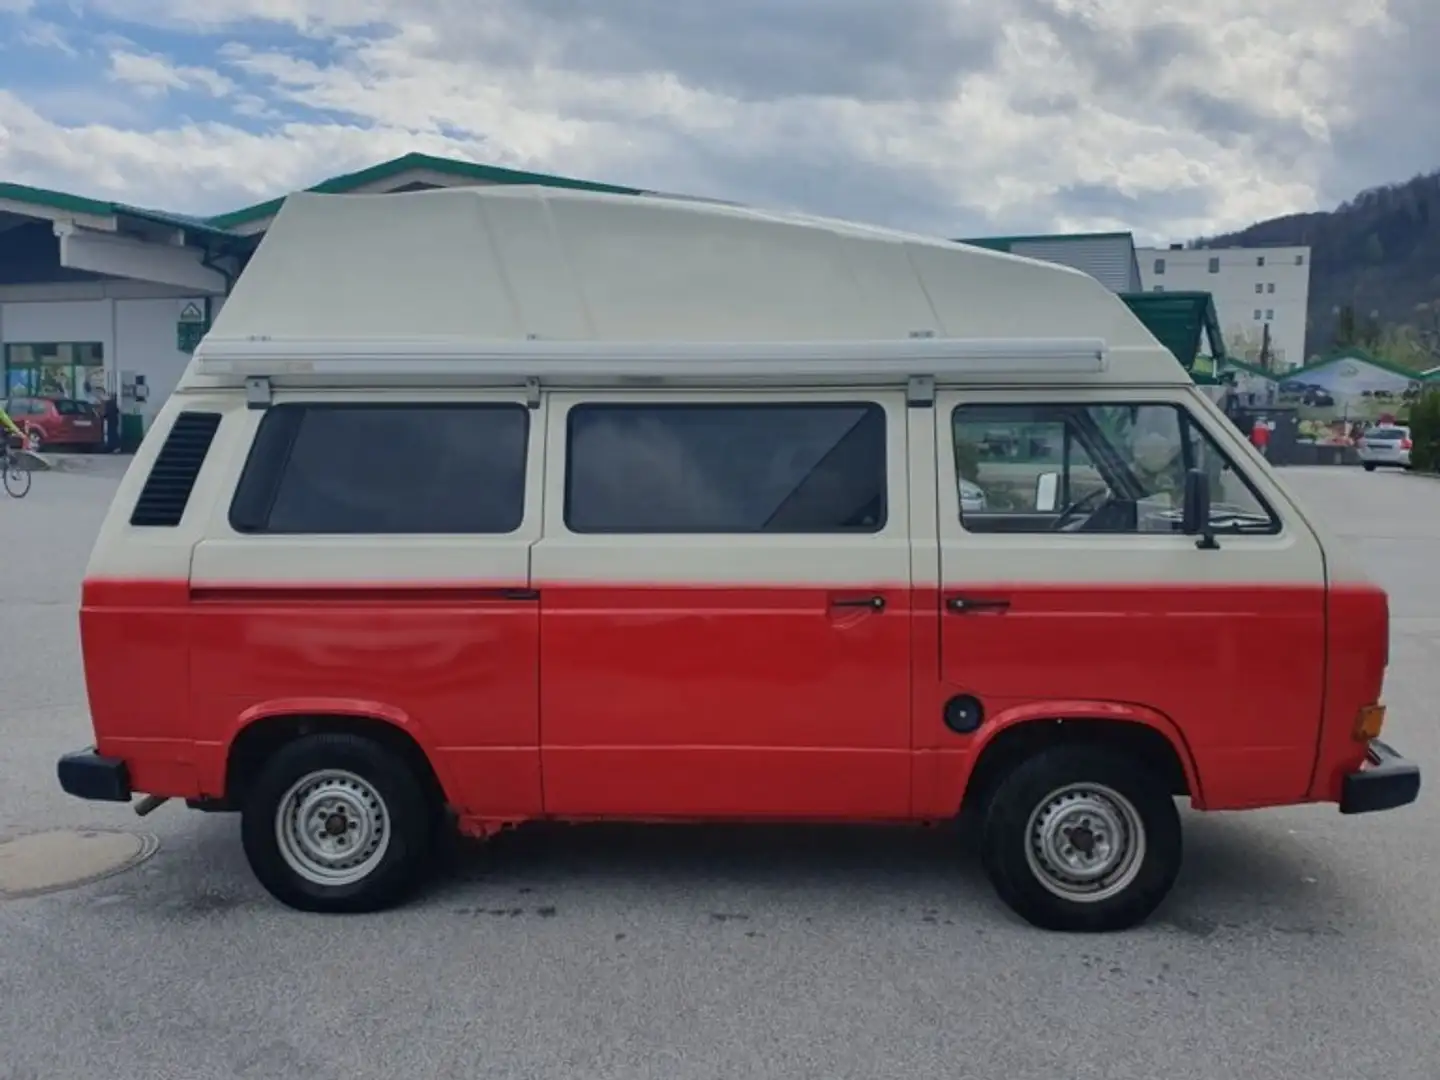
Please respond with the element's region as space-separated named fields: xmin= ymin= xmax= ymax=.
xmin=57 ymin=187 xmax=1420 ymax=932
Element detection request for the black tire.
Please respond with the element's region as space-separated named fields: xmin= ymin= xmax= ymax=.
xmin=3 ymin=462 xmax=30 ymax=499
xmin=979 ymin=745 xmax=1181 ymax=933
xmin=1363 ymin=463 xmax=1376 ymax=472
xmin=240 ymin=733 xmax=436 ymax=913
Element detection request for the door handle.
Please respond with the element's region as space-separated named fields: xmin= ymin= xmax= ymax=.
xmin=946 ymin=596 xmax=1010 ymax=614
xmin=830 ymin=595 xmax=886 ymax=612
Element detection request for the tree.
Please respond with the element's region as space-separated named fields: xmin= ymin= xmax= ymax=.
xmin=1336 ymin=304 xmax=1358 ymax=347
xmin=1408 ymin=390 xmax=1440 ymax=472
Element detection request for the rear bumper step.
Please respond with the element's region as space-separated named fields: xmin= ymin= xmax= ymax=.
xmin=56 ymin=748 xmax=132 ymax=803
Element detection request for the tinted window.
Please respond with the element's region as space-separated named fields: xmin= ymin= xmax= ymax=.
xmin=53 ymin=399 xmax=91 ymax=416
xmin=952 ymin=402 xmax=1277 ymax=536
xmin=566 ymin=402 xmax=887 ymax=533
xmin=1366 ymin=427 xmax=1406 ymax=441
xmin=230 ymin=403 xmax=528 ymax=534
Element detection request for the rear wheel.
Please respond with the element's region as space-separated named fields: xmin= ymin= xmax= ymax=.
xmin=1363 ymin=463 xmax=1376 ymax=472
xmin=3 ymin=456 xmax=30 ymax=498
xmin=979 ymin=744 xmax=1181 ymax=932
xmin=23 ymin=428 xmax=41 ymax=452
xmin=240 ymin=733 xmax=436 ymax=913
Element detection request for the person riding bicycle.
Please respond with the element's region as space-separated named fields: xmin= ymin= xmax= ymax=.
xmin=0 ymin=402 xmax=21 ymax=447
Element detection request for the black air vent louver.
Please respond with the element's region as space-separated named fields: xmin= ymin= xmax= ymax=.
xmin=129 ymin=412 xmax=222 ymax=527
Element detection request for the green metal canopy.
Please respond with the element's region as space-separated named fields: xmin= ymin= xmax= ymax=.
xmin=1120 ymin=291 xmax=1227 ymax=371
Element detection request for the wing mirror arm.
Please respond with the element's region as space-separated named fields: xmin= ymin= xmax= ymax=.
xmin=1183 ymin=468 xmax=1220 ymax=550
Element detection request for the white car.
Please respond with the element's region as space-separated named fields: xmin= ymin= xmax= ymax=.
xmin=959 ymin=478 xmax=987 ymax=513
xmin=1357 ymin=425 xmax=1412 ymax=471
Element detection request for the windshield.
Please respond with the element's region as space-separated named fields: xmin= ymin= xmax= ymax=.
xmin=1366 ymin=427 xmax=1407 ymax=441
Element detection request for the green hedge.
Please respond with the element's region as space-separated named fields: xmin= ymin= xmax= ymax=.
xmin=1410 ymin=390 xmax=1440 ymax=472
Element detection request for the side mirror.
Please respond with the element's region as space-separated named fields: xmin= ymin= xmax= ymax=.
xmin=1183 ymin=468 xmax=1219 ymax=549
xmin=1034 ymin=471 xmax=1059 ymax=513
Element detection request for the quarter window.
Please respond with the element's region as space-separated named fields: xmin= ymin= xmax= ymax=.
xmin=952 ymin=402 xmax=1277 ymax=536
xmin=229 ymin=403 xmax=529 ymax=534
xmin=565 ymin=402 xmax=887 ymax=533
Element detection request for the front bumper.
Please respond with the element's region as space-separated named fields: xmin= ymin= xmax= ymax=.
xmin=56 ymin=748 xmax=132 ymax=803
xmin=1340 ymin=739 xmax=1420 ymax=814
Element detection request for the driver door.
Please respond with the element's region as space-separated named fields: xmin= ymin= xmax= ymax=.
xmin=931 ymin=386 xmax=1328 ymax=807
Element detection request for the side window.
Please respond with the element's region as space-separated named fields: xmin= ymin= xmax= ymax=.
xmin=952 ymin=403 xmax=1277 ymax=536
xmin=1183 ymin=418 xmax=1278 ymax=531
xmin=565 ymin=402 xmax=886 ymax=533
xmin=229 ymin=403 xmax=529 ymax=534
xmin=953 ymin=411 xmax=1100 ymax=515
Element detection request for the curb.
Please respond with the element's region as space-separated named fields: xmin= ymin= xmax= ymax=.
xmin=24 ymin=452 xmax=130 ymax=474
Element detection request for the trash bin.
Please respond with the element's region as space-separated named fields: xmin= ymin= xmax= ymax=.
xmin=120 ymin=413 xmax=145 ymax=453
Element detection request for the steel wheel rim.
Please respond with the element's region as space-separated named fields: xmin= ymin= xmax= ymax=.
xmin=1023 ymin=782 xmax=1146 ymax=904
xmin=274 ymin=769 xmax=391 ymax=887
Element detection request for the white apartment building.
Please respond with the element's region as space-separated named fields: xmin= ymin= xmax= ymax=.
xmin=1137 ymin=245 xmax=1311 ymax=371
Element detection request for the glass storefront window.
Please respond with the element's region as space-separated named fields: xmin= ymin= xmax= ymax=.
xmin=4 ymin=343 xmax=105 ymax=404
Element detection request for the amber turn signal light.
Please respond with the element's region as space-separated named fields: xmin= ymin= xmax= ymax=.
xmin=1354 ymin=704 xmax=1387 ymax=742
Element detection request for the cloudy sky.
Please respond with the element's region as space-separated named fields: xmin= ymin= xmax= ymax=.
xmin=0 ymin=0 xmax=1433 ymax=243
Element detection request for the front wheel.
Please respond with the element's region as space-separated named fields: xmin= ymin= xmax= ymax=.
xmin=241 ymin=733 xmax=436 ymax=913
xmin=980 ymin=745 xmax=1182 ymax=932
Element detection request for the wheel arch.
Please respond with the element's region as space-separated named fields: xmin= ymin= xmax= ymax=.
xmin=960 ymin=700 xmax=1203 ymax=815
xmin=224 ymin=701 xmax=451 ymax=811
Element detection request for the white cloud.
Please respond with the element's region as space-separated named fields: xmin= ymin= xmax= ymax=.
xmin=0 ymin=0 xmax=1429 ymax=240
xmin=109 ymin=51 xmax=235 ymax=99
xmin=16 ymin=18 xmax=75 ymax=54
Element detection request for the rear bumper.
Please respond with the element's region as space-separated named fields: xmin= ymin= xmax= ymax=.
xmin=1340 ymin=739 xmax=1420 ymax=814
xmin=56 ymin=748 xmax=132 ymax=803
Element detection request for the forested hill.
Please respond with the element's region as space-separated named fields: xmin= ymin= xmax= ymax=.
xmin=1193 ymin=170 xmax=1440 ymax=362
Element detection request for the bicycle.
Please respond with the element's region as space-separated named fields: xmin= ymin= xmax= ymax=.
xmin=3 ymin=435 xmax=31 ymax=498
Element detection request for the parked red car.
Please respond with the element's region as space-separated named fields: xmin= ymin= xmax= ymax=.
xmin=3 ymin=396 xmax=103 ymax=451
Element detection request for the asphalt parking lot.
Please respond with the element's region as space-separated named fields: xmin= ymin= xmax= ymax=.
xmin=1 ymin=460 xmax=1436 ymax=1080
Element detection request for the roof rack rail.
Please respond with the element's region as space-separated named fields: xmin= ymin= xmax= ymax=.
xmin=191 ymin=336 xmax=1108 ymax=389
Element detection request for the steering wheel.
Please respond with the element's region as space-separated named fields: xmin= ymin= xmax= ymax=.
xmin=1051 ymin=486 xmax=1110 ymax=532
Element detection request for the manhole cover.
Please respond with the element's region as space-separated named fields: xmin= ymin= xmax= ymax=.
xmin=0 ymin=829 xmax=159 ymax=899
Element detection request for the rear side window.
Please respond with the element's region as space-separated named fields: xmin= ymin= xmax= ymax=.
xmin=565 ymin=402 xmax=887 ymax=533
xmin=229 ymin=403 xmax=529 ymax=534
xmin=53 ymin=399 xmax=90 ymax=416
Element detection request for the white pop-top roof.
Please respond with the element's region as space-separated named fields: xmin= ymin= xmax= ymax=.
xmin=184 ymin=185 xmax=1187 ymax=391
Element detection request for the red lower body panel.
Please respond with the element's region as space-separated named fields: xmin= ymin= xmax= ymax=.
xmin=76 ymin=578 xmax=1369 ymax=821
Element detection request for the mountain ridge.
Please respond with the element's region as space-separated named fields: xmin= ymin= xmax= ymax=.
xmin=1192 ymin=170 xmax=1440 ymax=365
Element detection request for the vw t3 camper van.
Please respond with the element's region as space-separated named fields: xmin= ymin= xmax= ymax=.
xmin=57 ymin=187 xmax=1419 ymax=932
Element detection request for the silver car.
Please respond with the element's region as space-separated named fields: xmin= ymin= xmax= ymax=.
xmin=1357 ymin=425 xmax=1412 ymax=471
